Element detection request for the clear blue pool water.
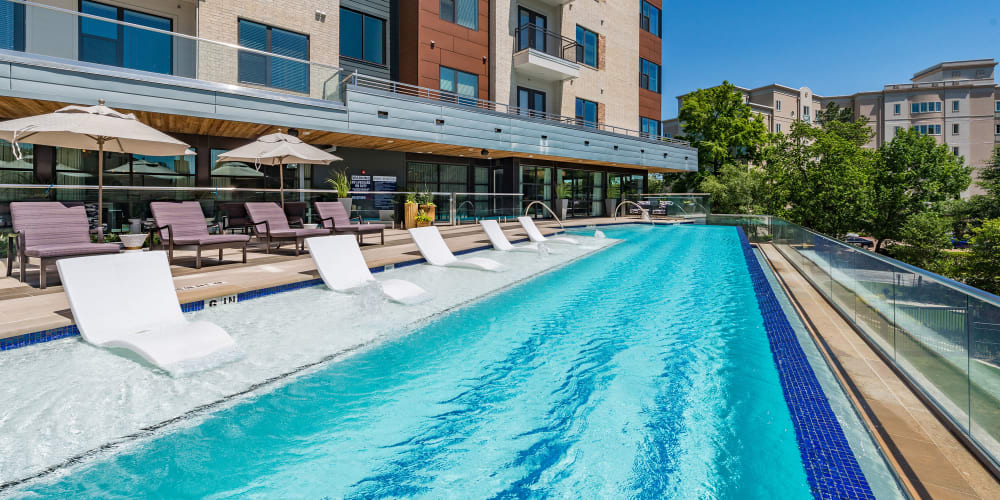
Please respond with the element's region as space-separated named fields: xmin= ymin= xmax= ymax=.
xmin=22 ymin=225 xmax=815 ymax=498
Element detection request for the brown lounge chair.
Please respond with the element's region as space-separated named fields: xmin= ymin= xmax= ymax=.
xmin=219 ymin=202 xmax=252 ymax=233
xmin=315 ymin=202 xmax=385 ymax=245
xmin=6 ymin=202 xmax=120 ymax=289
xmin=283 ymin=201 xmax=308 ymax=227
xmin=150 ymin=201 xmax=250 ymax=268
xmin=245 ymin=202 xmax=330 ymax=255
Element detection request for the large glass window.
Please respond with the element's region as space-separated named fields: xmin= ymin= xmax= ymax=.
xmin=238 ymin=20 xmax=309 ymax=93
xmin=640 ymin=58 xmax=660 ymax=93
xmin=517 ymin=87 xmax=546 ymax=118
xmin=557 ymin=169 xmax=603 ymax=217
xmin=0 ymin=141 xmax=33 ymax=186
xmin=517 ymin=7 xmax=547 ymax=52
xmin=520 ymin=165 xmax=552 ymax=217
xmin=440 ymin=66 xmax=478 ymax=104
xmin=0 ymin=0 xmax=25 ymax=51
xmin=640 ymin=117 xmax=660 ymax=137
xmin=640 ymin=1 xmax=661 ymax=37
xmin=440 ymin=0 xmax=478 ymax=30
xmin=575 ymin=25 xmax=598 ymax=67
xmin=79 ymin=1 xmax=173 ymax=74
xmin=575 ymin=98 xmax=598 ymax=127
xmin=339 ymin=8 xmax=385 ymax=65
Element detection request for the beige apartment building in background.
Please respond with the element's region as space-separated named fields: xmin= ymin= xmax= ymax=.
xmin=663 ymin=59 xmax=1000 ymax=196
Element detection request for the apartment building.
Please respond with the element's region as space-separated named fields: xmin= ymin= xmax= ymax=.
xmin=662 ymin=59 xmax=1000 ymax=196
xmin=0 ymin=0 xmax=694 ymax=227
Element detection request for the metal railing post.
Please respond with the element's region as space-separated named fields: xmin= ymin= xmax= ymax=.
xmin=450 ymin=193 xmax=457 ymax=226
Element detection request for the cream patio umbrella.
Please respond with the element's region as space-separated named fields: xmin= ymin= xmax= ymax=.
xmin=0 ymin=100 xmax=190 ymax=235
xmin=216 ymin=132 xmax=341 ymax=208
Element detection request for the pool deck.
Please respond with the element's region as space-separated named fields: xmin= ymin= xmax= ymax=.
xmin=0 ymin=217 xmax=656 ymax=342
xmin=760 ymin=243 xmax=1000 ymax=499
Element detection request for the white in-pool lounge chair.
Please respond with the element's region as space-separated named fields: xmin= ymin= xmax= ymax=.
xmin=517 ymin=216 xmax=581 ymax=245
xmin=306 ymin=235 xmax=431 ymax=304
xmin=408 ymin=226 xmax=504 ymax=272
xmin=480 ymin=220 xmax=556 ymax=253
xmin=56 ymin=251 xmax=238 ymax=371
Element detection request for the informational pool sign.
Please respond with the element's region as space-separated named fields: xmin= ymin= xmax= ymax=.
xmin=373 ymin=175 xmax=397 ymax=209
xmin=350 ymin=175 xmax=372 ymax=198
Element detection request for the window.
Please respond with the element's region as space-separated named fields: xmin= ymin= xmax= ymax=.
xmin=517 ymin=7 xmax=547 ymax=52
xmin=238 ymin=20 xmax=309 ymax=93
xmin=0 ymin=141 xmax=33 ymax=187
xmin=640 ymin=1 xmax=661 ymax=37
xmin=912 ymin=101 xmax=941 ymax=113
xmin=640 ymin=59 xmax=660 ymax=93
xmin=952 ymin=100 xmax=959 ymax=112
xmin=776 ymin=123 xmax=781 ymax=133
xmin=776 ymin=100 xmax=782 ymax=111
xmin=640 ymin=117 xmax=660 ymax=137
xmin=914 ymin=124 xmax=941 ymax=135
xmin=894 ymin=104 xmax=900 ymax=115
xmin=996 ymin=101 xmax=1000 ymax=112
xmin=803 ymin=105 xmax=810 ymax=122
xmin=953 ymin=123 xmax=959 ymax=135
xmin=953 ymin=147 xmax=960 ymax=156
xmin=575 ymin=25 xmax=598 ymax=67
xmin=439 ymin=66 xmax=478 ymax=103
xmin=440 ymin=0 xmax=477 ymax=30
xmin=952 ymin=70 xmax=962 ymax=78
xmin=79 ymin=1 xmax=173 ymax=74
xmin=0 ymin=0 xmax=25 ymax=51
xmin=996 ymin=124 xmax=1000 ymax=135
xmin=575 ymin=98 xmax=598 ymax=127
xmin=517 ymin=87 xmax=546 ymax=117
xmin=339 ymin=8 xmax=385 ymax=65
xmin=976 ymin=69 xmax=986 ymax=78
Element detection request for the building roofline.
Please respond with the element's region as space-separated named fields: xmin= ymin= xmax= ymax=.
xmin=911 ymin=59 xmax=997 ymax=80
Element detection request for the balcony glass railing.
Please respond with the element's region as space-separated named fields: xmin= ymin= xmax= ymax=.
xmin=708 ymin=214 xmax=1000 ymax=470
xmin=0 ymin=0 xmax=345 ymax=102
xmin=347 ymin=73 xmax=694 ymax=147
xmin=513 ymin=23 xmax=580 ymax=62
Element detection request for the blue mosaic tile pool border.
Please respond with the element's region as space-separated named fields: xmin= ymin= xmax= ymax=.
xmin=736 ymin=227 xmax=874 ymax=499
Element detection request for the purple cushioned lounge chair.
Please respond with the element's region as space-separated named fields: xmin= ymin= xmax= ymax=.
xmin=245 ymin=202 xmax=330 ymax=255
xmin=150 ymin=202 xmax=250 ymax=269
xmin=315 ymin=202 xmax=385 ymax=245
xmin=6 ymin=202 xmax=120 ymax=289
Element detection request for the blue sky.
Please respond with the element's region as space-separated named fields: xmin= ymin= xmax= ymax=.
xmin=659 ymin=0 xmax=1000 ymax=118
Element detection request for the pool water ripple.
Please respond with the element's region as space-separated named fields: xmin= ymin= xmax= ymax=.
xmin=17 ymin=225 xmax=833 ymax=498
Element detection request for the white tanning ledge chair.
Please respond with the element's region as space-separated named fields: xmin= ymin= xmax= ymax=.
xmin=306 ymin=235 xmax=431 ymax=304
xmin=517 ymin=216 xmax=581 ymax=245
xmin=57 ymin=251 xmax=238 ymax=372
xmin=409 ymin=226 xmax=504 ymax=272
xmin=480 ymin=220 xmax=558 ymax=253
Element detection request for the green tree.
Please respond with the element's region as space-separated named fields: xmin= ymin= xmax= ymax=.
xmin=965 ymin=218 xmax=1000 ymax=294
xmin=698 ymin=163 xmax=767 ymax=214
xmin=667 ymin=81 xmax=769 ymax=192
xmin=763 ymin=110 xmax=874 ymax=237
xmin=866 ymin=128 xmax=972 ymax=252
xmin=892 ymin=211 xmax=951 ymax=270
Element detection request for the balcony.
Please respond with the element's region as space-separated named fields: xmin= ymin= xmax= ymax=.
xmin=511 ymin=24 xmax=580 ymax=81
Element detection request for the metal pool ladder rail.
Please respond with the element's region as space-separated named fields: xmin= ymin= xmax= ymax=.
xmin=522 ymin=201 xmax=565 ymax=230
xmin=612 ymin=201 xmax=655 ymax=225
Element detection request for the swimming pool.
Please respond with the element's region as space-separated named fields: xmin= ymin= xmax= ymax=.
xmin=4 ymin=225 xmax=899 ymax=497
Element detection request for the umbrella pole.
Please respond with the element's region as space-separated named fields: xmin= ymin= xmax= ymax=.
xmin=279 ymin=162 xmax=284 ymax=209
xmin=97 ymin=138 xmax=104 ymax=241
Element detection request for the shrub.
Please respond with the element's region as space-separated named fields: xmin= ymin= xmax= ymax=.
xmin=966 ymin=218 xmax=1000 ymax=294
xmin=891 ymin=212 xmax=951 ymax=270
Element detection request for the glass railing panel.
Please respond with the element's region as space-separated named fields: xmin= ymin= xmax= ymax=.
xmin=8 ymin=0 xmax=344 ymax=103
xmin=969 ymin=297 xmax=1000 ymax=458
xmin=829 ymin=241 xmax=858 ymax=323
xmin=852 ymin=253 xmax=899 ymax=356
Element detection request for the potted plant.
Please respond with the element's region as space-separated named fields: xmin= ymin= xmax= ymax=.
xmin=404 ymin=192 xmax=419 ymax=229
xmin=415 ymin=210 xmax=433 ymax=227
xmin=554 ymin=183 xmax=571 ymax=220
xmin=326 ymin=169 xmax=352 ymax=215
xmin=417 ymin=190 xmax=436 ymax=221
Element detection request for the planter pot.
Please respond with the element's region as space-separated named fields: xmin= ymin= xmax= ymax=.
xmin=605 ymin=198 xmax=619 ymax=217
xmin=404 ymin=202 xmax=419 ymax=229
xmin=556 ymin=199 xmax=569 ymax=220
xmin=119 ymin=233 xmax=148 ymax=253
xmin=339 ymin=197 xmax=353 ymax=217
xmin=418 ymin=204 xmax=436 ymax=221
xmin=416 ymin=220 xmax=432 ymax=228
